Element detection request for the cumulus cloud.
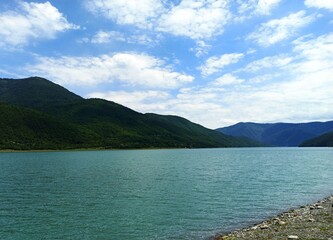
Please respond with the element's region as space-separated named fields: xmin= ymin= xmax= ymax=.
xmin=86 ymin=33 xmax=333 ymax=128
xmin=0 ymin=1 xmax=78 ymax=48
xmin=292 ymin=33 xmax=333 ymax=74
xmin=26 ymin=53 xmax=194 ymax=89
xmin=85 ymin=0 xmax=164 ymax=28
xmin=157 ymin=0 xmax=231 ymax=40
xmin=200 ymin=53 xmax=244 ymax=76
xmin=238 ymin=0 xmax=282 ymax=15
xmin=247 ymin=11 xmax=316 ymax=47
xmin=304 ymin=0 xmax=333 ymax=11
xmin=212 ymin=73 xmax=244 ymax=86
xmin=88 ymin=90 xmax=171 ymax=112
xmin=84 ymin=0 xmax=233 ymax=54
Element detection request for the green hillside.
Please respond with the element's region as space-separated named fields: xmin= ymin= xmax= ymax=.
xmin=0 ymin=77 xmax=260 ymax=150
xmin=0 ymin=102 xmax=102 ymax=150
xmin=0 ymin=77 xmax=82 ymax=109
xmin=300 ymin=131 xmax=333 ymax=147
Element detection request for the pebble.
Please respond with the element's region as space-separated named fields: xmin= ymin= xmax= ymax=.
xmin=215 ymin=195 xmax=333 ymax=240
xmin=287 ymin=235 xmax=299 ymax=239
xmin=260 ymin=224 xmax=269 ymax=229
xmin=278 ymin=220 xmax=287 ymax=225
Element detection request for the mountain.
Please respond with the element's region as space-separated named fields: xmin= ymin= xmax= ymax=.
xmin=0 ymin=77 xmax=260 ymax=150
xmin=300 ymin=131 xmax=333 ymax=147
xmin=216 ymin=121 xmax=333 ymax=147
xmin=0 ymin=102 xmax=103 ymax=150
xmin=0 ymin=77 xmax=82 ymax=109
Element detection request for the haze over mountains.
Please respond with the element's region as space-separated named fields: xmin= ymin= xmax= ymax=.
xmin=0 ymin=77 xmax=260 ymax=150
xmin=217 ymin=122 xmax=333 ymax=147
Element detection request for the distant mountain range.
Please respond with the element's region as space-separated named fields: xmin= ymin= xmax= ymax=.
xmin=216 ymin=122 xmax=333 ymax=147
xmin=0 ymin=77 xmax=260 ymax=150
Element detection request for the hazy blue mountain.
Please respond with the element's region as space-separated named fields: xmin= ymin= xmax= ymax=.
xmin=300 ymin=131 xmax=333 ymax=147
xmin=216 ymin=121 xmax=333 ymax=147
xmin=0 ymin=77 xmax=260 ymax=150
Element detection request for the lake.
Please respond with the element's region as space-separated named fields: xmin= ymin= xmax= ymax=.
xmin=0 ymin=148 xmax=332 ymax=239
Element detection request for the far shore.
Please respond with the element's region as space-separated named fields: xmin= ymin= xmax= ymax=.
xmin=1 ymin=146 xmax=332 ymax=154
xmin=214 ymin=195 xmax=333 ymax=240
xmin=0 ymin=147 xmax=193 ymax=153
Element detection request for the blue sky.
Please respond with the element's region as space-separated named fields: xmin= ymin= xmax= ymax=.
xmin=1 ymin=0 xmax=333 ymax=128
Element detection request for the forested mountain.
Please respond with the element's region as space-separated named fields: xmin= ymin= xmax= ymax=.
xmin=0 ymin=77 xmax=260 ymax=150
xmin=300 ymin=131 xmax=333 ymax=147
xmin=217 ymin=121 xmax=333 ymax=147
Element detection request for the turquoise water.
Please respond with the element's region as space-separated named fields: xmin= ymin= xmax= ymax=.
xmin=0 ymin=148 xmax=332 ymax=239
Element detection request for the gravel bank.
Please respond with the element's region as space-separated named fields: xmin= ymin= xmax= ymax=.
xmin=214 ymin=195 xmax=333 ymax=240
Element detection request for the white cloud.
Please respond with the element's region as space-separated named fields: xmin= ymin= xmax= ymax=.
xmin=190 ymin=40 xmax=212 ymax=57
xmin=85 ymin=0 xmax=164 ymax=28
xmin=212 ymin=73 xmax=244 ymax=86
xmin=82 ymin=30 xmax=161 ymax=45
xmin=248 ymin=73 xmax=280 ymax=84
xmin=238 ymin=0 xmax=282 ymax=15
xmin=87 ymin=90 xmax=171 ymax=112
xmin=200 ymin=53 xmax=244 ymax=76
xmin=84 ymin=0 xmax=232 ymax=44
xmin=0 ymin=1 xmax=78 ymax=48
xmin=26 ymin=53 xmax=193 ymax=89
xmin=157 ymin=0 xmax=231 ymax=40
xmin=88 ymin=33 xmax=333 ymax=129
xmin=247 ymin=11 xmax=316 ymax=47
xmin=90 ymin=31 xmax=126 ymax=44
xmin=292 ymin=33 xmax=333 ymax=74
xmin=128 ymin=34 xmax=159 ymax=45
xmin=243 ymin=54 xmax=293 ymax=72
xmin=305 ymin=0 xmax=333 ymax=11
xmin=256 ymin=0 xmax=282 ymax=14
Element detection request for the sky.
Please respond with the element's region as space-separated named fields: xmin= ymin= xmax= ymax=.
xmin=1 ymin=0 xmax=333 ymax=129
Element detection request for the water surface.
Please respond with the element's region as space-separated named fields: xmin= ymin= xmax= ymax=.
xmin=0 ymin=148 xmax=332 ymax=239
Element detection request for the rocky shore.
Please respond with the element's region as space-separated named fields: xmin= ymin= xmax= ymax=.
xmin=215 ymin=195 xmax=333 ymax=240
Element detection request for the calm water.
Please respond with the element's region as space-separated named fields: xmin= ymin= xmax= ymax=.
xmin=0 ymin=148 xmax=332 ymax=239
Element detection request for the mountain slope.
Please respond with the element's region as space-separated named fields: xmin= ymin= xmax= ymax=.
xmin=0 ymin=77 xmax=82 ymax=109
xmin=217 ymin=121 xmax=333 ymax=147
xmin=0 ymin=102 xmax=102 ymax=150
xmin=0 ymin=77 xmax=260 ymax=149
xmin=300 ymin=131 xmax=333 ymax=147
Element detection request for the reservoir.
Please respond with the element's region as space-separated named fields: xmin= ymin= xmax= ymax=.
xmin=0 ymin=148 xmax=332 ymax=239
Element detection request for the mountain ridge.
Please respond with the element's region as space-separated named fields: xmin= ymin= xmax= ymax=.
xmin=217 ymin=121 xmax=333 ymax=147
xmin=0 ymin=77 xmax=260 ymax=150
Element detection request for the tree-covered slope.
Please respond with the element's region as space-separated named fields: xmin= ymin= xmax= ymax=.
xmin=0 ymin=102 xmax=102 ymax=150
xmin=300 ymin=131 xmax=333 ymax=147
xmin=0 ymin=77 xmax=82 ymax=109
xmin=0 ymin=77 xmax=260 ymax=150
xmin=217 ymin=121 xmax=333 ymax=147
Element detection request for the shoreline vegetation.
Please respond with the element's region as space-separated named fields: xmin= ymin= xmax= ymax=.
xmin=0 ymin=147 xmax=188 ymax=153
xmin=214 ymin=195 xmax=333 ymax=240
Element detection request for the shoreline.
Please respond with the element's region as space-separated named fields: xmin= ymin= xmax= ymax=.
xmin=0 ymin=147 xmax=192 ymax=153
xmin=214 ymin=195 xmax=333 ymax=240
xmin=0 ymin=146 xmax=331 ymax=153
